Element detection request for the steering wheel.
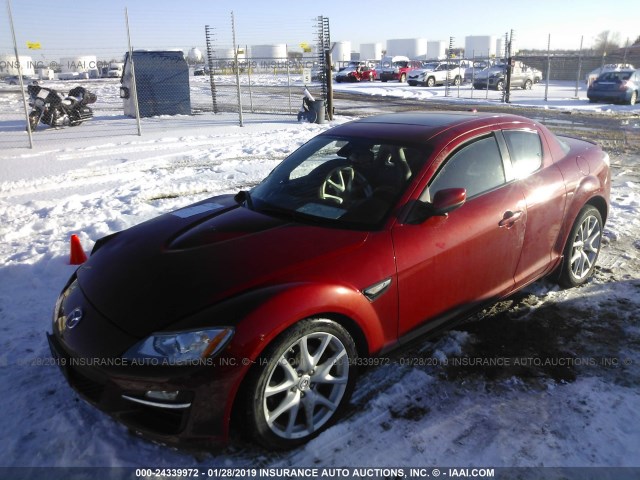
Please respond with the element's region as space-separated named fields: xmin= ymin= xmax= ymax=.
xmin=320 ymin=166 xmax=373 ymax=205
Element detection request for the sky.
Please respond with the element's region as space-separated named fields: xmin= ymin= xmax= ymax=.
xmin=2 ymin=0 xmax=638 ymax=61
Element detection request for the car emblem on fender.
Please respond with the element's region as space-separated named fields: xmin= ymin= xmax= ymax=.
xmin=65 ymin=308 xmax=83 ymax=329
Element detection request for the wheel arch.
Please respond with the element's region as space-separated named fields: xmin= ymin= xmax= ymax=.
xmin=221 ymin=281 xmax=385 ymax=434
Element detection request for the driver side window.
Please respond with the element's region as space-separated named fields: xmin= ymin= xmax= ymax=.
xmin=428 ymin=135 xmax=506 ymax=200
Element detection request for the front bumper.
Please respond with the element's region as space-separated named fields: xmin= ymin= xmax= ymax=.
xmin=47 ymin=328 xmax=242 ymax=449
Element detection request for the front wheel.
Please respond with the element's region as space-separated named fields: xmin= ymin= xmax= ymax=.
xmin=243 ymin=318 xmax=358 ymax=449
xmin=558 ymin=205 xmax=603 ymax=288
xmin=27 ymin=111 xmax=40 ymax=132
xmin=399 ymin=73 xmax=406 ymax=83
xmin=496 ymin=80 xmax=505 ymax=91
xmin=630 ymin=91 xmax=638 ymax=106
xmin=426 ymin=77 xmax=435 ymax=87
xmin=452 ymin=76 xmax=461 ymax=86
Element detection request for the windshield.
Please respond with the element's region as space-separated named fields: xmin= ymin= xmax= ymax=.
xmin=248 ymin=136 xmax=429 ymax=229
xmin=422 ymin=63 xmax=439 ymax=70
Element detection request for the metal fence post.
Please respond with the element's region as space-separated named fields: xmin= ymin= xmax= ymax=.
xmin=231 ymin=11 xmax=243 ymax=127
xmin=7 ymin=0 xmax=33 ymax=148
xmin=544 ymin=34 xmax=551 ymax=102
xmin=125 ymin=8 xmax=142 ymax=136
xmin=246 ymin=45 xmax=254 ymax=113
xmin=286 ymin=45 xmax=292 ymax=114
xmin=575 ymin=36 xmax=583 ymax=99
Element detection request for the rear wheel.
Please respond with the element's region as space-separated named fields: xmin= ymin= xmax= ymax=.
xmin=523 ymin=79 xmax=533 ymax=90
xmin=243 ymin=318 xmax=358 ymax=449
xmin=558 ymin=205 xmax=603 ymax=288
xmin=630 ymin=91 xmax=638 ymax=106
xmin=496 ymin=80 xmax=505 ymax=91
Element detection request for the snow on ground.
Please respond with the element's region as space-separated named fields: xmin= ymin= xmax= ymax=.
xmin=0 ymin=80 xmax=639 ymax=470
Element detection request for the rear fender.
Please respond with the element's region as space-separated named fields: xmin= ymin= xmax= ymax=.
xmin=553 ymin=174 xmax=607 ymax=257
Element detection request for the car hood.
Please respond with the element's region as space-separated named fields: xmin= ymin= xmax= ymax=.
xmin=76 ymin=195 xmax=368 ymax=337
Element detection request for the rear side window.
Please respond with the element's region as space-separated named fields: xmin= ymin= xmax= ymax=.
xmin=503 ymin=130 xmax=543 ymax=178
xmin=429 ymin=135 xmax=506 ymax=199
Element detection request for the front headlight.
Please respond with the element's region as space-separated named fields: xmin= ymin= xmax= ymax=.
xmin=123 ymin=328 xmax=234 ymax=365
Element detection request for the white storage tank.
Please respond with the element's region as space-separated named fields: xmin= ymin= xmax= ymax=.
xmin=464 ymin=36 xmax=497 ymax=58
xmin=359 ymin=43 xmax=382 ymax=61
xmin=215 ymin=48 xmax=245 ymax=61
xmin=251 ymin=44 xmax=288 ymax=60
xmin=332 ymin=41 xmax=351 ymax=68
xmin=0 ymin=54 xmax=35 ymax=76
xmin=386 ymin=38 xmax=427 ymax=59
xmin=60 ymin=55 xmax=97 ymax=73
xmin=426 ymin=41 xmax=446 ymax=60
xmin=187 ymin=47 xmax=203 ymax=63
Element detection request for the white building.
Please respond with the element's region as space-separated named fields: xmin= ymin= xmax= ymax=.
xmin=386 ymin=38 xmax=427 ymax=59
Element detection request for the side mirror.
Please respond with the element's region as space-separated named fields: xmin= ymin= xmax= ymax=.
xmin=431 ymin=188 xmax=466 ymax=215
xmin=119 ymin=87 xmax=129 ymax=99
xmin=404 ymin=187 xmax=466 ymax=224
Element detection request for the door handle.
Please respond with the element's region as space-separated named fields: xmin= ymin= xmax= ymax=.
xmin=499 ymin=210 xmax=523 ymax=228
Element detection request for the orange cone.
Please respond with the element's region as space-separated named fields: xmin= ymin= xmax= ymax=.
xmin=69 ymin=234 xmax=88 ymax=265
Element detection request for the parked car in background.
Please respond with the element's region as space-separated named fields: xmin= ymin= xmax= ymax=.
xmin=194 ymin=65 xmax=210 ymax=76
xmin=586 ymin=64 xmax=634 ymax=86
xmin=49 ymin=111 xmax=610 ymax=450
xmin=335 ymin=65 xmax=377 ymax=82
xmin=463 ymin=59 xmax=495 ymax=83
xmin=526 ymin=65 xmax=543 ymax=83
xmin=4 ymin=74 xmax=40 ymax=85
xmin=473 ymin=62 xmax=535 ymax=91
xmin=379 ymin=56 xmax=412 ymax=82
xmin=587 ymin=69 xmax=639 ymax=105
xmin=407 ymin=61 xmax=465 ymax=87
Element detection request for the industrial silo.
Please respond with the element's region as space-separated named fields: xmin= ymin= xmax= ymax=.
xmin=251 ymin=44 xmax=288 ymax=60
xmin=0 ymin=54 xmax=35 ymax=76
xmin=60 ymin=55 xmax=97 ymax=73
xmin=386 ymin=39 xmax=427 ymax=59
xmin=359 ymin=43 xmax=382 ymax=61
xmin=331 ymin=41 xmax=351 ymax=69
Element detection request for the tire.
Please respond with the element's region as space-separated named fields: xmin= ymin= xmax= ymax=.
xmin=557 ymin=205 xmax=603 ymax=288
xmin=523 ymin=79 xmax=533 ymax=90
xmin=426 ymin=77 xmax=435 ymax=87
xmin=242 ymin=318 xmax=358 ymax=449
xmin=453 ymin=76 xmax=461 ymax=86
xmin=630 ymin=91 xmax=638 ymax=106
xmin=368 ymin=73 xmax=374 ymax=82
xmin=496 ymin=80 xmax=505 ymax=91
xmin=27 ymin=111 xmax=39 ymax=132
xmin=399 ymin=73 xmax=406 ymax=83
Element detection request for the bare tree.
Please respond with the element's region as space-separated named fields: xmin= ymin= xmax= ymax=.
xmin=592 ymin=30 xmax=621 ymax=54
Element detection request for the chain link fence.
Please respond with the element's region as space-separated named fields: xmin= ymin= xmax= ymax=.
xmin=2 ymin=5 xmax=639 ymax=151
xmin=0 ymin=6 xmax=325 ymax=149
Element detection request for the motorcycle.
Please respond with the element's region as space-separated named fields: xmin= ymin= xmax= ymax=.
xmin=297 ymin=88 xmax=319 ymax=123
xmin=26 ymin=85 xmax=96 ymax=131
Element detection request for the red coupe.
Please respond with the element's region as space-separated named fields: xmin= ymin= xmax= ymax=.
xmin=48 ymin=112 xmax=610 ymax=450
